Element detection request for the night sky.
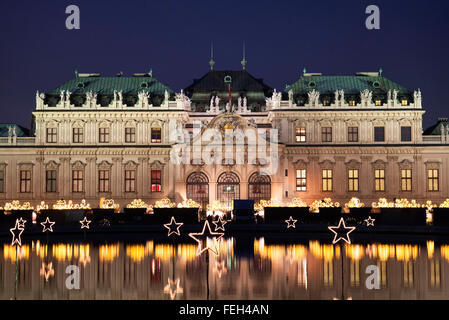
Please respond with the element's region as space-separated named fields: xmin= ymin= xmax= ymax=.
xmin=1 ymin=0 xmax=448 ymax=129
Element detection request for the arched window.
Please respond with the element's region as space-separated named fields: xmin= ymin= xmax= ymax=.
xmin=217 ymin=172 xmax=240 ymax=209
xmin=186 ymin=172 xmax=209 ymax=209
xmin=248 ymin=172 xmax=271 ymax=202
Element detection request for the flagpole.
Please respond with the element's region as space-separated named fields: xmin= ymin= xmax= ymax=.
xmin=14 ymin=245 xmax=18 ymax=300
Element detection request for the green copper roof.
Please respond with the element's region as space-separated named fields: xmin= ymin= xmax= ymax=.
xmin=423 ymin=119 xmax=448 ymax=135
xmin=47 ymin=75 xmax=173 ymax=95
xmin=285 ymin=75 xmax=412 ymax=96
xmin=0 ymin=124 xmax=30 ymax=137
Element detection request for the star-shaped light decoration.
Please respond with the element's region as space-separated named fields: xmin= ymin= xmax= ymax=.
xmin=188 ymin=220 xmax=224 ymax=256
xmin=364 ymin=216 xmax=375 ymax=227
xmin=79 ymin=217 xmax=91 ymax=229
xmin=328 ymin=217 xmax=356 ymax=244
xmin=40 ymin=217 xmax=55 ymax=233
xmin=10 ymin=220 xmax=24 ymax=246
xmin=285 ymin=216 xmax=297 ymax=229
xmin=164 ymin=216 xmax=183 ymax=236
xmin=40 ymin=262 xmax=55 ymax=282
xmin=17 ymin=217 xmax=27 ymax=229
xmin=212 ymin=216 xmax=227 ymax=232
xmin=163 ymin=278 xmax=184 ymax=300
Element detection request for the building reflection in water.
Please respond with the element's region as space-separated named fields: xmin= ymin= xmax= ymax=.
xmin=1 ymin=238 xmax=448 ymax=300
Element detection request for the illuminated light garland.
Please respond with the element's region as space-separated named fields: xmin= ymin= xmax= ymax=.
xmin=328 ymin=218 xmax=355 ymax=245
xmin=364 ymin=216 xmax=375 ymax=227
xmin=163 ymin=278 xmax=184 ymax=300
xmin=40 ymin=217 xmax=55 ymax=233
xmin=180 ymin=199 xmax=202 ymax=209
xmin=372 ymin=198 xmax=426 ymax=209
xmin=99 ymin=244 xmax=119 ymax=262
xmin=439 ymin=199 xmax=449 ymax=208
xmin=3 ymin=244 xmax=29 ymax=261
xmin=164 ymin=217 xmax=183 ymax=236
xmin=79 ymin=217 xmax=91 ymax=229
xmin=285 ymin=216 xmax=297 ymax=229
xmin=345 ymin=244 xmax=364 ymax=261
xmin=126 ymin=199 xmax=153 ymax=213
xmin=310 ymin=198 xmax=340 ymax=213
xmin=36 ymin=201 xmax=49 ymax=212
xmin=53 ymin=199 xmax=91 ymax=210
xmin=207 ymin=200 xmax=229 ymax=212
xmin=427 ymin=241 xmax=434 ymax=259
xmin=10 ymin=219 xmax=24 ymax=246
xmin=212 ymin=216 xmax=227 ymax=231
xmin=2 ymin=200 xmax=34 ymax=211
xmin=188 ymin=220 xmax=224 ymax=256
xmin=40 ymin=262 xmax=55 ymax=282
xmin=99 ymin=198 xmax=119 ymax=210
xmin=154 ymin=198 xmax=177 ymax=208
xmin=344 ymin=197 xmax=365 ymax=209
xmin=287 ymin=197 xmax=308 ymax=207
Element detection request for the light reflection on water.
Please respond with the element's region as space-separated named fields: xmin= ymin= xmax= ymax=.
xmin=1 ymin=238 xmax=449 ymax=300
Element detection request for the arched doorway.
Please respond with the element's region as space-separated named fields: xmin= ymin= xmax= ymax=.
xmin=248 ymin=172 xmax=271 ymax=202
xmin=217 ymin=172 xmax=240 ymax=209
xmin=186 ymin=172 xmax=209 ymax=209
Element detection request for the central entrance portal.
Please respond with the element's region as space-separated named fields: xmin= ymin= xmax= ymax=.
xmin=217 ymin=172 xmax=240 ymax=209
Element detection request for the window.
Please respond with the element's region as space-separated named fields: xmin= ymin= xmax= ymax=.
xmin=151 ymin=128 xmax=161 ymax=143
xmin=296 ymin=169 xmax=307 ymax=191
xmin=375 ymin=169 xmax=385 ymax=191
xmin=46 ymin=128 xmax=57 ymax=143
xmin=428 ymin=169 xmax=439 ymax=191
xmin=151 ymin=170 xmax=161 ymax=192
xmin=321 ymin=127 xmax=332 ymax=142
xmin=20 ymin=170 xmax=31 ymax=193
xmin=322 ymin=169 xmax=333 ymax=192
xmin=348 ymin=169 xmax=359 ymax=192
xmin=73 ymin=128 xmax=83 ymax=143
xmin=401 ymin=100 xmax=408 ymax=106
xmin=99 ymin=170 xmax=110 ymax=193
xmin=0 ymin=170 xmax=4 ymax=193
xmin=125 ymin=170 xmax=136 ymax=192
xmin=375 ymin=100 xmax=382 ymax=106
xmin=348 ymin=127 xmax=358 ymax=142
xmin=72 ymin=170 xmax=83 ymax=192
xmin=374 ymin=126 xmax=385 ymax=142
xmin=401 ymin=126 xmax=411 ymax=142
xmin=295 ymin=127 xmax=306 ymax=142
xmin=125 ymin=127 xmax=136 ymax=143
xmin=46 ymin=170 xmax=57 ymax=193
xmin=401 ymin=169 xmax=412 ymax=191
xmin=348 ymin=100 xmax=356 ymax=106
xmin=99 ymin=128 xmax=110 ymax=143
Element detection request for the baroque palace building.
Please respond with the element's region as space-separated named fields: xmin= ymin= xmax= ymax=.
xmin=0 ymin=63 xmax=448 ymax=209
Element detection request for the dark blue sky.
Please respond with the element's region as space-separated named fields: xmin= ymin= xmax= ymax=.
xmin=1 ymin=0 xmax=448 ymax=129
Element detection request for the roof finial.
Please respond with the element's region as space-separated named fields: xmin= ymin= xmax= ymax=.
xmin=74 ymin=70 xmax=78 ymax=78
xmin=241 ymin=42 xmax=247 ymax=70
xmin=209 ymin=42 xmax=215 ymax=71
xmin=379 ymin=67 xmax=383 ymax=77
xmin=303 ymin=67 xmax=307 ymax=76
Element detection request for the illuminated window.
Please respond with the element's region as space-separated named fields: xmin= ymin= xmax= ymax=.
xmin=125 ymin=170 xmax=136 ymax=192
xmin=0 ymin=170 xmax=4 ymax=193
xmin=46 ymin=170 xmax=57 ymax=193
xmin=401 ymin=126 xmax=411 ymax=142
xmin=350 ymin=260 xmax=360 ymax=287
xmin=151 ymin=170 xmax=161 ymax=192
xmin=296 ymin=169 xmax=306 ymax=191
xmin=72 ymin=128 xmax=83 ymax=143
xmin=125 ymin=127 xmax=136 ymax=143
xmin=375 ymin=169 xmax=385 ymax=191
xmin=321 ymin=127 xmax=332 ymax=142
xmin=72 ymin=170 xmax=83 ymax=193
xmin=151 ymin=128 xmax=162 ymax=143
xmin=348 ymin=100 xmax=356 ymax=106
xmin=401 ymin=169 xmax=412 ymax=191
xmin=348 ymin=169 xmax=359 ymax=192
xmin=375 ymin=100 xmax=382 ymax=106
xmin=99 ymin=170 xmax=110 ymax=193
xmin=401 ymin=100 xmax=408 ymax=106
xmin=427 ymin=169 xmax=439 ymax=191
xmin=20 ymin=170 xmax=31 ymax=193
xmin=429 ymin=259 xmax=441 ymax=288
xmin=403 ymin=261 xmax=414 ymax=288
xmin=46 ymin=128 xmax=57 ymax=143
xmin=99 ymin=128 xmax=110 ymax=143
xmin=374 ymin=126 xmax=385 ymax=142
xmin=323 ymin=261 xmax=333 ymax=287
xmin=348 ymin=127 xmax=358 ymax=142
xmin=322 ymin=169 xmax=333 ymax=192
xmin=295 ymin=127 xmax=306 ymax=142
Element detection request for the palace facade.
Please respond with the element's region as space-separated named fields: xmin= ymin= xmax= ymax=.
xmin=0 ymin=65 xmax=448 ymax=209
